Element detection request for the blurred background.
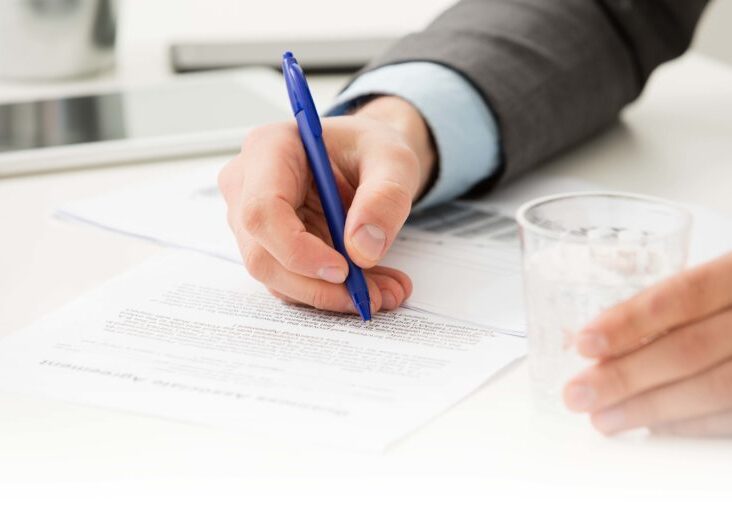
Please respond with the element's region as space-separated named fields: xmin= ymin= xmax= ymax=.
xmin=87 ymin=0 xmax=732 ymax=109
xmin=1 ymin=0 xmax=729 ymax=176
xmin=696 ymin=0 xmax=732 ymax=64
xmin=117 ymin=0 xmax=732 ymax=108
xmin=116 ymin=0 xmax=731 ymax=68
xmin=2 ymin=0 xmax=730 ymax=99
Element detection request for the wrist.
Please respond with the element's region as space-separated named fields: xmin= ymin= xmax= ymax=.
xmin=353 ymin=96 xmax=436 ymax=198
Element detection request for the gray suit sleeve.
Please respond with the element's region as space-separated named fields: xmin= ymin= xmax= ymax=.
xmin=361 ymin=0 xmax=708 ymax=195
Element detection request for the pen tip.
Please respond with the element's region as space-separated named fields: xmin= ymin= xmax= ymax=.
xmin=283 ymin=50 xmax=293 ymax=59
xmin=355 ymin=300 xmax=371 ymax=322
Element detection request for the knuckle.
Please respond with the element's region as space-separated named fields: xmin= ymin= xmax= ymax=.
xmin=242 ymin=244 xmax=272 ymax=283
xmin=644 ymin=287 xmax=669 ymax=319
xmin=281 ymin=235 xmax=307 ymax=272
xmin=387 ymin=142 xmax=419 ymax=168
xmin=604 ymin=361 xmax=633 ymax=397
xmin=672 ymin=271 xmax=704 ymax=318
xmin=241 ymin=123 xmax=296 ymax=153
xmin=672 ymin=325 xmax=710 ymax=369
xmin=606 ymin=307 xmax=636 ymax=339
xmin=308 ymin=286 xmax=331 ymax=311
xmin=375 ymin=179 xmax=413 ymax=220
xmin=620 ymin=307 xmax=642 ymax=333
xmin=240 ymin=197 xmax=269 ymax=235
xmin=241 ymin=125 xmax=274 ymax=152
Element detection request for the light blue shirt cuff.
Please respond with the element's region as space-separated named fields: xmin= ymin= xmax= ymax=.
xmin=328 ymin=62 xmax=502 ymax=210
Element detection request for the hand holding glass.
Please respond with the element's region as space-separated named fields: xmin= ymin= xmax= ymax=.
xmin=517 ymin=192 xmax=692 ymax=413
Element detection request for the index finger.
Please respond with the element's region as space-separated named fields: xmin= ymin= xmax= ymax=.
xmin=576 ymin=252 xmax=732 ymax=359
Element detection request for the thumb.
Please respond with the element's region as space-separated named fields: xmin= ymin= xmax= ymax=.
xmin=344 ymin=143 xmax=421 ymax=268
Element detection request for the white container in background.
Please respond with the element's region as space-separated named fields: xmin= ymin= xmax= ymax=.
xmin=0 ymin=0 xmax=117 ymax=80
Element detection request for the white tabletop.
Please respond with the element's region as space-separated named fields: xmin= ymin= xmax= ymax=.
xmin=1 ymin=4 xmax=732 ymax=507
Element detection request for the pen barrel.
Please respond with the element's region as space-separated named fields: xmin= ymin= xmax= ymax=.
xmin=295 ymin=111 xmax=370 ymax=307
xmin=296 ymin=114 xmax=347 ymax=252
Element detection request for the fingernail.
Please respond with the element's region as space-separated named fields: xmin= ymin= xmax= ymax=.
xmin=380 ymin=290 xmax=397 ymax=310
xmin=318 ymin=266 xmax=347 ymax=284
xmin=576 ymin=330 xmax=608 ymax=357
xmin=593 ymin=407 xmax=625 ymax=434
xmin=351 ymin=224 xmax=386 ymax=262
xmin=564 ymin=383 xmax=596 ymax=411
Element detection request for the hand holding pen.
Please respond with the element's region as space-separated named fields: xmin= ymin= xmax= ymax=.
xmin=218 ymin=55 xmax=436 ymax=317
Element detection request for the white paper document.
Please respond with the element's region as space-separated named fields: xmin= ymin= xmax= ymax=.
xmin=0 ymin=251 xmax=526 ymax=451
xmin=56 ymin=168 xmax=589 ymax=335
xmin=57 ymin=167 xmax=732 ymax=335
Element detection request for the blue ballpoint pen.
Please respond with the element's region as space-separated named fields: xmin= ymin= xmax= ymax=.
xmin=282 ymin=51 xmax=372 ymax=321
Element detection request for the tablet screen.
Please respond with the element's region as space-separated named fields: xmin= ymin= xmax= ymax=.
xmin=0 ymin=76 xmax=286 ymax=152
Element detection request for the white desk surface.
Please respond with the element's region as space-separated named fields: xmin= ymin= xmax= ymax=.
xmin=1 ymin=8 xmax=732 ymax=506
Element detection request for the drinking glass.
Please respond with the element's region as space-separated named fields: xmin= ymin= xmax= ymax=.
xmin=516 ymin=192 xmax=692 ymax=413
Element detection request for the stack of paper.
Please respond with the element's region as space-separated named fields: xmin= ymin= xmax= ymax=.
xmin=0 ymin=251 xmax=525 ymax=450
